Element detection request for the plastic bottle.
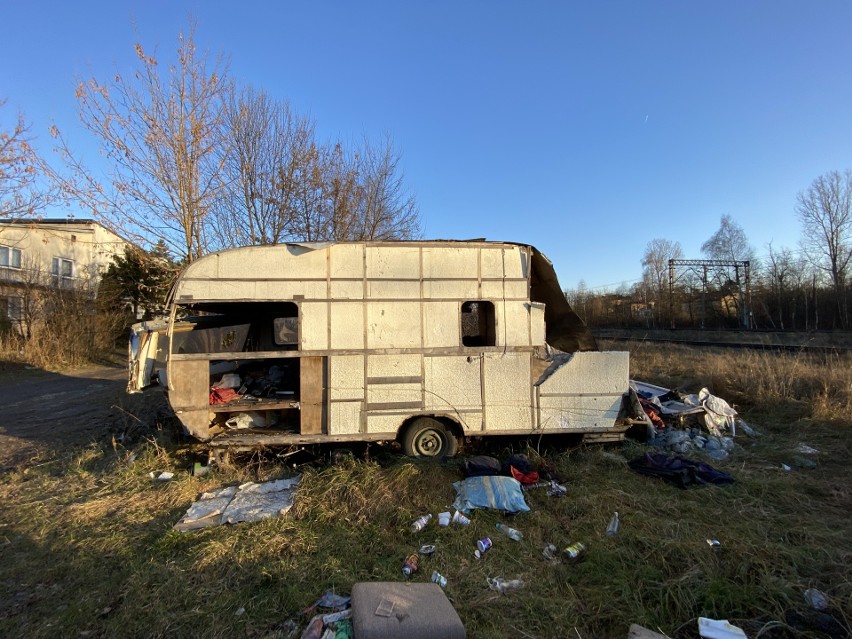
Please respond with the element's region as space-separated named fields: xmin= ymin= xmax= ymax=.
xmin=410 ymin=514 xmax=432 ymax=533
xmin=495 ymin=522 xmax=523 ymax=541
xmin=606 ymin=512 xmax=619 ymax=536
xmin=487 ymin=577 xmax=524 ymax=594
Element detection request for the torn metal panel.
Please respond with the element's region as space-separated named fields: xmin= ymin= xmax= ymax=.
xmin=529 ymin=248 xmax=598 ymax=353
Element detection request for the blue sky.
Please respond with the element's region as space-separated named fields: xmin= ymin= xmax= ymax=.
xmin=3 ymin=1 xmax=851 ymax=291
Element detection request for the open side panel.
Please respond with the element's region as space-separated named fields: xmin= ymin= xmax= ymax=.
xmin=536 ymin=351 xmax=628 ymax=430
xmin=300 ymin=356 xmax=327 ymax=435
xmin=169 ymin=359 xmax=211 ymax=439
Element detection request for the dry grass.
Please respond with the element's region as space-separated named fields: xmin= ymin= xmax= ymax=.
xmin=0 ymin=344 xmax=850 ymax=638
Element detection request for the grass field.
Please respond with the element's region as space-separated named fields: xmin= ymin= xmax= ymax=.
xmin=0 ymin=343 xmax=850 ymax=638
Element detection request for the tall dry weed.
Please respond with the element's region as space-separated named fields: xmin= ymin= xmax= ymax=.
xmin=626 ymin=342 xmax=852 ymax=421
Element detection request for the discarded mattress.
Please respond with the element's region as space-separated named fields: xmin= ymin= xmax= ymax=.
xmin=351 ymin=582 xmax=465 ymax=639
xmin=174 ymin=476 xmax=301 ymax=532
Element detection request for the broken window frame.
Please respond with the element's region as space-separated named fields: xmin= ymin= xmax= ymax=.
xmin=272 ymin=304 xmax=299 ymax=347
xmin=460 ymin=300 xmax=496 ymax=347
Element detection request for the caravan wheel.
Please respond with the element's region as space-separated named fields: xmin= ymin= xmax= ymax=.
xmin=401 ymin=417 xmax=458 ymax=458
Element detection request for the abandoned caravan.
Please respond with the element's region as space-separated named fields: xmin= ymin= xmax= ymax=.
xmin=128 ymin=240 xmax=630 ymax=457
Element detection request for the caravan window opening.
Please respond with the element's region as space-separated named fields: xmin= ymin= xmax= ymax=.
xmin=461 ymin=300 xmax=496 ymax=347
xmin=173 ymin=301 xmax=300 ymax=353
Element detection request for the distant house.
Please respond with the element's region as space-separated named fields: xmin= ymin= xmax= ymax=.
xmin=0 ymin=218 xmax=130 ymax=333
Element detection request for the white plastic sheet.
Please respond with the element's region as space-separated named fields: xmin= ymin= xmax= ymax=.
xmin=174 ymin=476 xmax=301 ymax=532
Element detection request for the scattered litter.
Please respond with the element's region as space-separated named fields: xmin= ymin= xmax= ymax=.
xmin=487 ymin=577 xmax=524 ymax=594
xmin=438 ymin=511 xmax=451 ymax=527
xmin=698 ymin=388 xmax=739 ymax=436
xmin=795 ymin=444 xmax=819 ymax=455
xmin=452 ymin=475 xmax=530 ymax=514
xmin=418 ymin=544 xmax=436 ymax=555
xmin=300 ymin=615 xmax=325 ymax=639
xmin=628 ymin=453 xmax=734 ymax=489
xmin=542 ymin=543 xmax=557 ymax=560
xmin=803 ymin=588 xmax=829 ymax=611
xmin=628 ymin=624 xmax=669 ymax=639
xmin=402 ymin=553 xmax=419 ymax=576
xmin=781 ymin=464 xmax=792 ymax=472
xmin=460 ymin=455 xmax=502 ymax=477
xmin=476 ymin=537 xmax=493 ymax=556
xmin=149 ymin=471 xmax=174 ymax=481
xmin=313 ymin=591 xmax=351 ymax=611
xmin=650 ymin=428 xmax=734 ymax=460
xmin=174 ymin=476 xmax=300 ymax=532
xmin=631 ymin=380 xmax=756 ymax=450
xmin=431 ymin=570 xmax=448 ymax=588
xmin=321 ymin=609 xmax=351 ymax=624
xmin=451 ymin=510 xmax=471 ymax=525
xmin=374 ymin=598 xmax=394 ymax=617
xmin=495 ymin=522 xmax=523 ymax=540
xmin=225 ymin=411 xmax=271 ymax=430
xmin=234 ymin=606 xmax=245 ymax=616
xmin=706 ymin=539 xmax=721 ymax=548
xmin=547 ymin=480 xmax=568 ymax=497
xmin=563 ymin=542 xmax=586 ymax=561
xmin=276 ymin=620 xmax=300 ymax=638
xmin=697 ymin=617 xmax=747 ymax=639
xmin=192 ymin=462 xmax=209 ymax=477
xmin=606 ymin=511 xmax=620 ymax=536
xmin=300 ymin=591 xmax=352 ymax=639
xmin=410 ymin=513 xmax=432 ymax=532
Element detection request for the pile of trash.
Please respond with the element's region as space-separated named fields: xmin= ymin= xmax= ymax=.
xmin=630 ymin=380 xmax=758 ymax=461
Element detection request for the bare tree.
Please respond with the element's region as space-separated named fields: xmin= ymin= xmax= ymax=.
xmin=796 ymin=170 xmax=852 ymax=329
xmin=215 ymin=86 xmax=317 ymax=248
xmin=763 ymin=242 xmax=796 ymax=329
xmin=701 ymin=214 xmax=755 ymax=263
xmin=0 ymin=100 xmax=48 ymax=217
xmin=49 ymin=25 xmax=229 ymax=262
xmin=641 ymin=238 xmax=683 ymax=326
xmin=348 ymin=135 xmax=421 ymax=240
xmin=701 ymin=214 xmax=755 ymax=324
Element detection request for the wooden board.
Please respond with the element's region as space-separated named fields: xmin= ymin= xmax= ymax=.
xmin=300 ymin=356 xmax=327 ymax=435
xmin=169 ymin=359 xmax=209 ymax=410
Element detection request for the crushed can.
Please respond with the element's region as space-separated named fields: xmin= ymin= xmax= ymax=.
xmin=431 ymin=570 xmax=448 ymax=588
xmin=402 ymin=553 xmax=419 ymax=577
xmin=563 ymin=541 xmax=586 ymax=561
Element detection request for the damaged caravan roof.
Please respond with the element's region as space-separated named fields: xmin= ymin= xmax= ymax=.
xmin=171 ymin=240 xmax=597 ymax=353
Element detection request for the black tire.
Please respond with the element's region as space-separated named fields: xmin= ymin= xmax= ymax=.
xmin=401 ymin=417 xmax=459 ymax=458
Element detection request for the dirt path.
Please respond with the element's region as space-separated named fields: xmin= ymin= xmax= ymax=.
xmin=0 ymin=365 xmax=128 ymax=469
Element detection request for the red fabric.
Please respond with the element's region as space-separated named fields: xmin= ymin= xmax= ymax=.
xmin=643 ymin=405 xmax=665 ymax=428
xmin=510 ymin=466 xmax=540 ymax=485
xmin=209 ymin=386 xmax=240 ymax=405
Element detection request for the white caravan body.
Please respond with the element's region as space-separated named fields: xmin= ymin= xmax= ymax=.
xmin=129 ymin=240 xmax=629 ymax=455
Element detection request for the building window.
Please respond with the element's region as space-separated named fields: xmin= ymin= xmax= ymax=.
xmin=461 ymin=300 xmax=496 ymax=347
xmin=0 ymin=245 xmax=22 ymax=269
xmin=52 ymin=257 xmax=74 ymax=279
xmin=7 ymin=297 xmax=22 ymax=322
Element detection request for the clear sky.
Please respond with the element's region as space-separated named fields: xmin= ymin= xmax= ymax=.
xmin=3 ymin=1 xmax=852 ymax=291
